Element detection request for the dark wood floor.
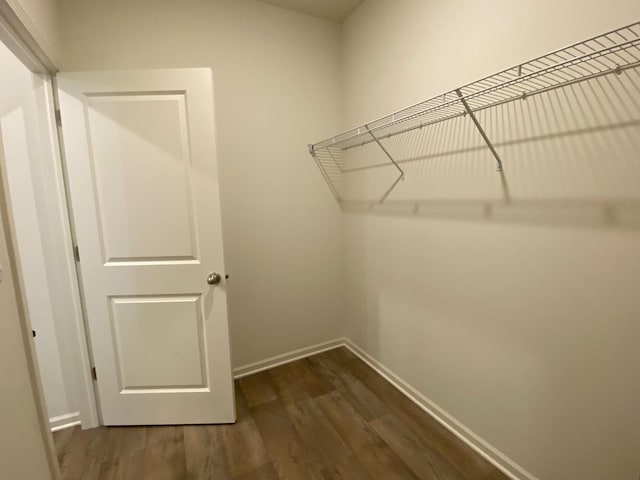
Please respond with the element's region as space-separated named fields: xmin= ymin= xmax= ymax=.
xmin=53 ymin=347 xmax=508 ymax=480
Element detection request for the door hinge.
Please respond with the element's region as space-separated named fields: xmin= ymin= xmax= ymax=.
xmin=91 ymin=366 xmax=97 ymax=381
xmin=55 ymin=109 xmax=62 ymax=127
xmin=73 ymin=245 xmax=80 ymax=262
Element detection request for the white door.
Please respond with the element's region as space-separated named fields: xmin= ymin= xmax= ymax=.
xmin=57 ymin=69 xmax=235 ymax=425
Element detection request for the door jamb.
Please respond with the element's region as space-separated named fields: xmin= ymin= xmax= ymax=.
xmin=48 ymin=75 xmax=101 ymax=429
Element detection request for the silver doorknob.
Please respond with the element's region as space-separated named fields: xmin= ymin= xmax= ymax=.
xmin=207 ymin=273 xmax=222 ymax=285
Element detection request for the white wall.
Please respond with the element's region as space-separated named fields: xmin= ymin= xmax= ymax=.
xmin=341 ymin=2 xmax=640 ymax=480
xmin=59 ymin=0 xmax=345 ymax=367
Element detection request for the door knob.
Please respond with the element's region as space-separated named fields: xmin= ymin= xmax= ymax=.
xmin=207 ymin=273 xmax=222 ymax=285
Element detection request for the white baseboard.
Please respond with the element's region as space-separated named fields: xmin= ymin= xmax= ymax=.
xmin=342 ymin=338 xmax=537 ymax=480
xmin=50 ymin=411 xmax=81 ymax=432
xmin=233 ymin=338 xmax=345 ymax=379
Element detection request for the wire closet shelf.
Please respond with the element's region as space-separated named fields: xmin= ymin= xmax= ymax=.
xmin=308 ymin=21 xmax=640 ymax=202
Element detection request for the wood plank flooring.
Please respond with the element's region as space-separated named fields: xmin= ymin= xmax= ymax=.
xmin=53 ymin=347 xmax=508 ymax=480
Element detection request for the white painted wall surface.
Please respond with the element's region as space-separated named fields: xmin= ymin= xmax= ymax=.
xmin=59 ymin=0 xmax=344 ymax=367
xmin=0 ymin=40 xmax=80 ymax=426
xmin=341 ymin=2 xmax=640 ymax=480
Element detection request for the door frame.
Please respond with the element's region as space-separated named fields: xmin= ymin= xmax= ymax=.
xmin=0 ymin=0 xmax=99 ymax=440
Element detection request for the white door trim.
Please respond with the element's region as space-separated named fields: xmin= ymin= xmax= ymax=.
xmin=47 ymin=78 xmax=100 ymax=429
xmin=0 ymin=0 xmax=58 ymax=73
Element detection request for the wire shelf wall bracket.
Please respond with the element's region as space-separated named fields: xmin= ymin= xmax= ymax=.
xmin=363 ymin=124 xmax=405 ymax=203
xmin=308 ymin=21 xmax=640 ymax=203
xmin=454 ymin=88 xmax=504 ymax=173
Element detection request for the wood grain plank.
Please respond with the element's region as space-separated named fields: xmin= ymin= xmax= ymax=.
xmin=238 ymin=371 xmax=278 ymax=408
xmin=371 ymin=413 xmax=466 ymax=480
xmin=98 ymin=427 xmax=146 ymax=480
xmin=285 ymin=396 xmax=352 ymax=471
xmin=234 ymin=462 xmax=280 ymax=480
xmin=221 ymin=419 xmax=271 ymax=477
xmin=214 ymin=380 xmax=272 ymax=477
xmin=267 ymin=359 xmax=334 ymax=406
xmin=325 ymin=347 xmax=358 ymax=364
xmin=142 ymin=426 xmax=186 ymax=480
xmin=321 ymin=455 xmax=372 ymax=480
xmin=251 ymin=399 xmax=319 ymax=480
xmin=308 ymin=354 xmax=388 ymax=421
xmin=59 ymin=426 xmax=109 ymax=480
xmin=53 ymin=427 xmax=76 ymax=466
xmin=344 ymin=358 xmax=501 ymax=479
xmin=343 ymin=358 xmax=408 ymax=406
xmin=234 ymin=380 xmax=252 ymax=422
xmin=184 ymin=425 xmax=231 ymax=480
xmin=54 ymin=353 xmax=507 ymax=480
xmin=315 ymin=391 xmax=419 ymax=480
xmin=294 ymin=359 xmax=335 ymax=397
xmin=267 ymin=363 xmax=312 ymax=405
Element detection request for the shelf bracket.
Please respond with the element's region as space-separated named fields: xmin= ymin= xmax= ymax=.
xmin=364 ymin=124 xmax=405 ymax=203
xmin=455 ymin=89 xmax=504 ymax=173
xmin=308 ymin=144 xmax=341 ymax=201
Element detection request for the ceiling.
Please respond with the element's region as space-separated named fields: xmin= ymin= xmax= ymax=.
xmin=255 ymin=0 xmax=364 ymax=23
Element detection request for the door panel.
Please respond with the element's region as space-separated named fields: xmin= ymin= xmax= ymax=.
xmin=87 ymin=93 xmax=198 ymax=264
xmin=110 ymin=295 xmax=206 ymax=390
xmin=58 ymin=69 xmax=235 ymax=425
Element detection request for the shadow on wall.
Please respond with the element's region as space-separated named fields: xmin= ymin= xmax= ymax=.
xmin=333 ymin=68 xmax=640 ymax=230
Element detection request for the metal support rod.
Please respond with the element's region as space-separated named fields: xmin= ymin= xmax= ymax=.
xmin=455 ymin=89 xmax=504 ymax=172
xmin=364 ymin=124 xmax=405 ymax=203
xmin=364 ymin=125 xmax=405 ymax=179
xmin=378 ymin=174 xmax=404 ymax=204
